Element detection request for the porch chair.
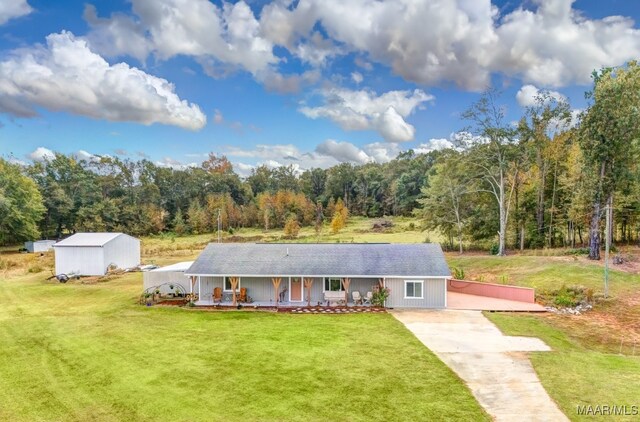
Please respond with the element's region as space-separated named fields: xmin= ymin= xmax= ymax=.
xmin=352 ymin=291 xmax=363 ymax=305
xmin=238 ymin=287 xmax=248 ymax=303
xmin=363 ymin=291 xmax=373 ymax=305
xmin=213 ymin=287 xmax=222 ymax=304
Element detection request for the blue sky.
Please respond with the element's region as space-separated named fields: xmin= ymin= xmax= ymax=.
xmin=1 ymin=0 xmax=639 ymax=175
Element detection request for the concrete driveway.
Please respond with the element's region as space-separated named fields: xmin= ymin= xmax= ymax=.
xmin=391 ymin=309 xmax=568 ymax=422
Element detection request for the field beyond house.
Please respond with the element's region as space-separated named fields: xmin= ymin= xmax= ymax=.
xmin=1 ymin=216 xmax=639 ymax=421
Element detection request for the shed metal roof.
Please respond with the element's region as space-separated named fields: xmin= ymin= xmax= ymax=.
xmin=151 ymin=261 xmax=194 ymax=272
xmin=53 ymin=233 xmax=134 ymax=247
xmin=186 ymin=243 xmax=450 ymax=278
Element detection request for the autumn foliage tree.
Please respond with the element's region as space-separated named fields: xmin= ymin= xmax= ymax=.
xmin=330 ymin=197 xmax=348 ymax=233
xmin=283 ymin=214 xmax=301 ymax=238
xmin=579 ymin=62 xmax=640 ymax=259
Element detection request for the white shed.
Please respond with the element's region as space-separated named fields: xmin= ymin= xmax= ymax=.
xmin=25 ymin=240 xmax=56 ymax=253
xmin=53 ymin=233 xmax=141 ymax=276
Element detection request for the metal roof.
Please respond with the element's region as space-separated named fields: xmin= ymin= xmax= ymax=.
xmin=186 ymin=243 xmax=450 ymax=278
xmin=53 ymin=233 xmax=135 ymax=247
xmin=150 ymin=261 xmax=194 ymax=272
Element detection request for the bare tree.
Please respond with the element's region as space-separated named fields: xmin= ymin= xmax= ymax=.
xmin=461 ymin=89 xmax=521 ymax=256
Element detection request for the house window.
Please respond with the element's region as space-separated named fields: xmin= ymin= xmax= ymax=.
xmin=324 ymin=277 xmax=343 ymax=291
xmin=224 ymin=277 xmax=240 ymax=292
xmin=404 ymin=280 xmax=423 ymax=299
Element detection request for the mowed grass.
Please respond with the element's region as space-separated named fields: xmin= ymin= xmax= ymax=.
xmin=486 ymin=313 xmax=640 ymax=422
xmin=0 ymin=271 xmax=488 ymax=422
xmin=447 ymin=254 xmax=640 ymax=296
xmin=140 ymin=216 xmax=441 ymax=263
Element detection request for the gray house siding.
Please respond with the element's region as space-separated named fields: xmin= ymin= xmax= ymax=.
xmin=198 ymin=276 xmax=222 ymax=300
xmin=195 ymin=276 xmax=389 ymax=305
xmin=384 ymin=278 xmax=446 ymax=309
xmin=196 ymin=275 xmax=446 ymax=308
xmin=348 ymin=278 xmax=379 ymax=297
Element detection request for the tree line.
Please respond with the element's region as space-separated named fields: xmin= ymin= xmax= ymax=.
xmin=1 ymin=63 xmax=639 ymax=259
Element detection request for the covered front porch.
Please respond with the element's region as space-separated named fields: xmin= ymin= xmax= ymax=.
xmin=189 ymin=275 xmax=383 ymax=307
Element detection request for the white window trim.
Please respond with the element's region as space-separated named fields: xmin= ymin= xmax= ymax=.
xmin=404 ymin=280 xmax=424 ymax=299
xmin=223 ymin=276 xmax=241 ymax=292
xmin=323 ymin=277 xmax=344 ymax=292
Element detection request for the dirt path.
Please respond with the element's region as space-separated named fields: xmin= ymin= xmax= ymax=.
xmin=391 ymin=309 xmax=568 ymax=422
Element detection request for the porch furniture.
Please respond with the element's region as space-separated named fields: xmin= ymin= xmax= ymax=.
xmin=352 ymin=291 xmax=363 ymax=305
xmin=363 ymin=291 xmax=373 ymax=305
xmin=324 ymin=290 xmax=346 ymax=306
xmin=213 ymin=287 xmax=222 ymax=304
xmin=238 ymin=287 xmax=248 ymax=303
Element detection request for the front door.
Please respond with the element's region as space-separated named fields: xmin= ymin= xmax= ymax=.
xmin=290 ymin=277 xmax=303 ymax=302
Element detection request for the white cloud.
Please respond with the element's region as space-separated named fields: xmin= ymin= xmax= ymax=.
xmin=7 ymin=156 xmax=27 ymax=166
xmin=260 ymin=0 xmax=640 ymax=89
xmin=83 ymin=0 xmax=640 ymax=91
xmin=0 ymin=0 xmax=32 ymax=25
xmin=226 ymin=144 xmax=301 ymax=160
xmin=223 ymin=139 xmax=403 ymax=174
xmin=299 ymin=87 xmax=432 ymax=142
xmin=83 ymin=4 xmax=151 ymax=63
xmin=493 ymin=0 xmax=640 ymax=87
xmin=234 ymin=162 xmax=255 ymax=177
xmin=363 ymin=142 xmax=401 ymax=163
xmin=414 ymin=132 xmax=489 ymax=154
xmin=155 ymin=157 xmax=198 ymax=170
xmin=73 ymin=150 xmax=110 ymax=162
xmin=315 ymin=139 xmax=372 ymax=164
xmin=414 ymin=138 xmax=455 ymax=154
xmin=27 ymin=147 xmax=55 ymax=162
xmin=0 ymin=31 xmax=206 ymax=130
xmin=85 ymin=0 xmax=280 ymax=80
xmin=516 ymin=84 xmax=566 ymax=107
xmin=261 ymin=69 xmax=320 ymax=94
xmin=351 ymin=71 xmax=363 ymax=84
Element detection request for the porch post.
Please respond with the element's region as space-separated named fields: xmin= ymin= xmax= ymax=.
xmin=198 ymin=276 xmax=201 ymax=302
xmin=383 ymin=277 xmax=386 ymax=308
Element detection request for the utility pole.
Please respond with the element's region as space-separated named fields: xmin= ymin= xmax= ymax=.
xmin=217 ymin=209 xmax=221 ymax=243
xmin=604 ymin=203 xmax=610 ymax=298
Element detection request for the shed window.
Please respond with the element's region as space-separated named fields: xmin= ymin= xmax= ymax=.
xmin=324 ymin=277 xmax=343 ymax=291
xmin=224 ymin=277 xmax=240 ymax=292
xmin=404 ymin=280 xmax=423 ymax=299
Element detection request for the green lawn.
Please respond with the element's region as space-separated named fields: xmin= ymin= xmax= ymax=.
xmin=448 ymin=255 xmax=640 ymax=297
xmin=486 ymin=313 xmax=640 ymax=422
xmin=0 ymin=271 xmax=487 ymax=422
xmin=141 ymin=216 xmax=441 ymax=263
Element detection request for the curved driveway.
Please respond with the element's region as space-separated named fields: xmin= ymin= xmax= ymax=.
xmin=390 ymin=309 xmax=568 ymax=422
